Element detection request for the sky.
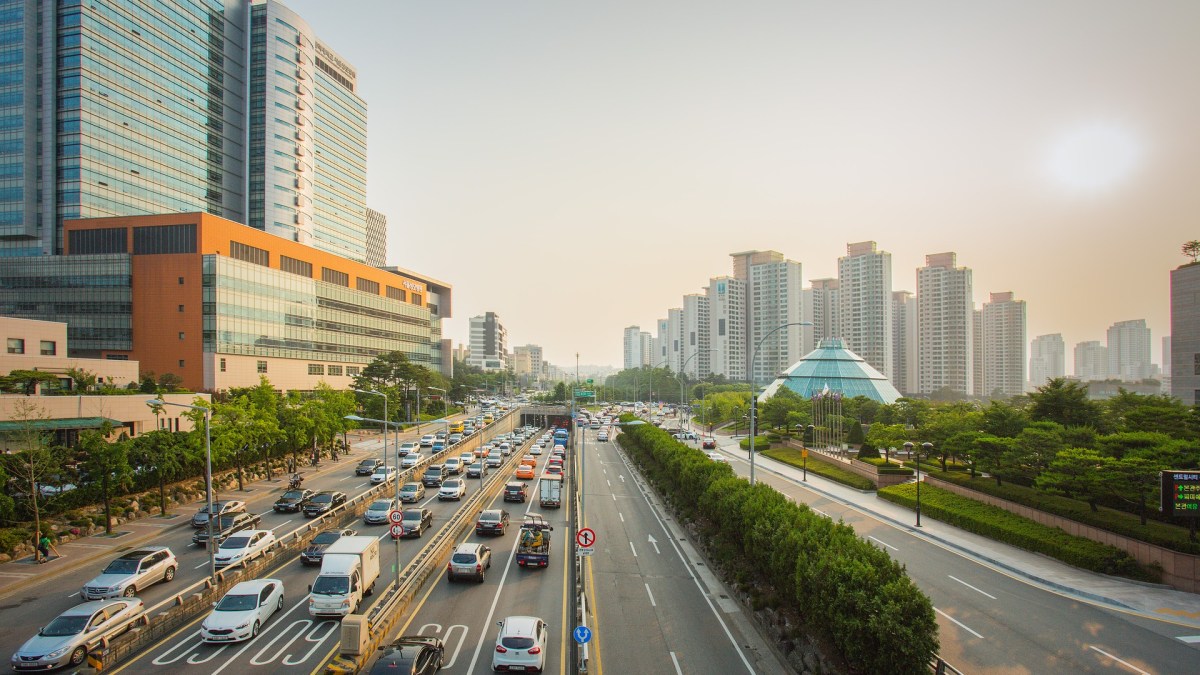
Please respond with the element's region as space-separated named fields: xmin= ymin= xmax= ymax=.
xmin=286 ymin=0 xmax=1200 ymax=371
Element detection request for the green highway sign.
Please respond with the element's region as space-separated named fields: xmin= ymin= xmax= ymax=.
xmin=574 ymin=390 xmax=595 ymax=398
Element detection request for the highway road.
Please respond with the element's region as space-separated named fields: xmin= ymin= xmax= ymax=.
xmin=0 ymin=410 xmax=525 ymax=675
xmin=698 ymin=430 xmax=1200 ymax=675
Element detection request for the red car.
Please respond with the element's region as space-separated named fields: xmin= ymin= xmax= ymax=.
xmin=701 ymin=437 xmax=716 ymax=449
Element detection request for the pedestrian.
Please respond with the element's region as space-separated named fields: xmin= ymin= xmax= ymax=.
xmin=37 ymin=533 xmax=51 ymax=563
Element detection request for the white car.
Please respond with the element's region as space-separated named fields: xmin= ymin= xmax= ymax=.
xmin=707 ymin=452 xmax=727 ymax=463
xmin=530 ymin=444 xmax=543 ymax=455
xmin=419 ymin=434 xmax=435 ymax=448
xmin=438 ymin=478 xmax=467 ymax=500
xmin=398 ymin=441 xmax=419 ymax=455
xmin=213 ymin=530 xmax=276 ymax=568
xmin=371 ymin=465 xmax=398 ymax=484
xmin=201 ymin=579 xmax=285 ymax=643
xmin=400 ymin=452 xmax=420 ymax=468
xmin=499 ymin=442 xmax=513 ymax=456
xmin=492 ymin=615 xmax=548 ymax=672
xmin=597 ymin=431 xmax=609 ymax=442
xmin=443 ymin=457 xmax=462 ymax=475
xmin=11 ymin=598 xmax=145 ymax=670
xmin=486 ymin=450 xmax=503 ymax=468
xmin=81 ymin=546 xmax=177 ymax=600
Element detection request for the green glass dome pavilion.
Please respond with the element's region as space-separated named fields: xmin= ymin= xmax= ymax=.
xmin=760 ymin=338 xmax=903 ymax=404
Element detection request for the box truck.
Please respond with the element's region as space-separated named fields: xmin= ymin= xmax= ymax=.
xmin=539 ymin=475 xmax=562 ymax=508
xmin=308 ymin=535 xmax=380 ymax=617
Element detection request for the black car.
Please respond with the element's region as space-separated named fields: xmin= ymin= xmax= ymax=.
xmin=368 ymin=635 xmax=445 ymax=675
xmin=356 ymin=458 xmax=383 ymax=476
xmin=273 ymin=488 xmax=315 ymax=512
xmin=299 ymin=528 xmax=357 ymax=565
xmin=475 ymin=509 xmax=510 ymax=536
xmin=302 ymin=491 xmax=348 ymax=518
xmin=503 ymin=481 xmax=528 ymax=503
xmin=192 ymin=511 xmax=261 ymax=547
xmin=398 ymin=508 xmax=433 ymax=538
xmin=421 ymin=465 xmax=447 ymax=488
xmin=465 ymin=461 xmax=488 ymax=479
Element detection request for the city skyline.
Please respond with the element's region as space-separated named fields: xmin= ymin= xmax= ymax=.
xmin=283 ymin=1 xmax=1195 ymax=367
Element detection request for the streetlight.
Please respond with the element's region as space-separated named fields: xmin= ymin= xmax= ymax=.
xmin=647 ymin=359 xmax=668 ymax=415
xmin=353 ymin=388 xmax=390 ymax=482
xmin=918 ymin=442 xmax=930 ymax=527
xmin=805 ymin=425 xmax=815 ymax=482
xmin=346 ymin=413 xmax=404 ymax=586
xmin=749 ymin=321 xmax=812 ymax=485
xmin=677 ymin=349 xmax=716 ymax=433
xmin=148 ymin=398 xmax=216 ymax=584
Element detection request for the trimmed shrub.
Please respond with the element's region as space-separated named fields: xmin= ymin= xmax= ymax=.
xmin=856 ymin=443 xmax=881 ymax=460
xmin=738 ymin=435 xmax=772 ymax=450
xmin=761 ymin=447 xmax=876 ymax=490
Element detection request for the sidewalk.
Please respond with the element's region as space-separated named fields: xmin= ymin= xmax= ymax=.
xmin=712 ymin=435 xmax=1200 ymax=630
xmin=0 ymin=436 xmax=384 ymax=601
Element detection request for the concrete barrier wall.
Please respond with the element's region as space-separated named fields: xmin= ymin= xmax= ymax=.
xmin=925 ymin=474 xmax=1200 ymax=593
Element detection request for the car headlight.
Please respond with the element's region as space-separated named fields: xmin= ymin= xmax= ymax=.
xmin=236 ymin=621 xmax=250 ymax=629
xmin=45 ymin=646 xmax=71 ymax=659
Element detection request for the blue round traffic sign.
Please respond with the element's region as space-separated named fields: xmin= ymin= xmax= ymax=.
xmin=573 ymin=626 xmax=592 ymax=644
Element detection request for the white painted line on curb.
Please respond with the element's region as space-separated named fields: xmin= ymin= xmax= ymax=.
xmin=948 ymin=575 xmax=996 ymax=600
xmin=618 ymin=512 xmax=624 ymax=523
xmin=1088 ymin=646 xmax=1150 ymax=674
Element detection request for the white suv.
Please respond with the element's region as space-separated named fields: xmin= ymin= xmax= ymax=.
xmin=419 ymin=434 xmax=435 ymax=448
xmin=492 ymin=615 xmax=548 ymax=671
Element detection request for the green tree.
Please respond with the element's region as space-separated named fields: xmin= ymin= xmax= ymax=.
xmin=967 ymin=435 xmax=1018 ymax=486
xmin=79 ymin=423 xmax=134 ymax=535
xmin=1014 ymin=425 xmax=1065 ymax=480
xmin=1028 ymin=378 xmax=1102 ymax=429
xmin=1103 ymin=456 xmax=1162 ymax=526
xmin=942 ymin=431 xmax=982 ymax=473
xmin=1035 ymin=447 xmax=1110 ymax=511
xmin=65 ymin=367 xmax=97 ymax=392
xmin=2 ymin=399 xmax=61 ymax=543
xmin=981 ymin=400 xmax=1028 ymax=438
xmin=846 ymin=421 xmax=865 ymax=446
xmin=1182 ymin=240 xmax=1200 ymax=264
xmin=760 ymin=388 xmax=803 ymax=431
xmin=865 ymin=423 xmax=910 ymax=463
xmin=130 ymin=430 xmax=183 ymax=516
xmin=0 ymin=369 xmax=61 ymax=395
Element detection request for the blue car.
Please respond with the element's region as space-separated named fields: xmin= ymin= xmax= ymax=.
xmin=432 ymin=440 xmax=445 ymax=452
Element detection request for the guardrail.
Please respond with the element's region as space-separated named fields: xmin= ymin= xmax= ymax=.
xmin=82 ymin=410 xmax=526 ymax=673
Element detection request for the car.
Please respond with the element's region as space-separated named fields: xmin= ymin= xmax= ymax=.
xmin=432 ymin=439 xmax=445 ymax=452
xmin=10 ymin=598 xmax=145 ymax=670
xmin=419 ymin=434 xmax=435 ymax=448
xmin=515 ymin=465 xmax=535 ymax=480
xmin=200 ymin=579 xmax=284 ymax=643
xmin=434 ymin=430 xmax=448 ymax=441
xmin=443 ymin=457 xmax=463 ymax=475
xmin=707 ymin=451 xmax=727 ymax=463
xmin=547 ymin=457 xmax=563 ymax=471
xmin=503 ymin=482 xmax=528 ymax=503
xmin=422 ymin=464 xmax=447 ymax=487
xmin=400 ymin=452 xmax=420 ymax=468
xmin=448 ymin=433 xmax=463 ymax=445
xmin=191 ymin=500 xmax=247 ymax=528
xmin=543 ymin=464 xmax=564 ymax=479
xmin=486 ymin=450 xmax=503 ymax=468
xmin=446 ymin=542 xmax=491 ymax=583
xmin=192 ymin=511 xmax=262 ymax=547
xmin=355 ymin=458 xmax=383 ymax=476
xmin=597 ymin=430 xmax=609 ymax=442
xmin=498 ymin=442 xmax=513 ymax=456
xmin=399 ymin=508 xmax=433 ymax=538
xmin=399 ymin=482 xmax=425 ymax=503
xmin=475 ymin=509 xmax=510 ymax=536
xmin=530 ymin=444 xmax=543 ymax=455
xmin=371 ymin=465 xmax=398 ymax=485
xmin=214 ymin=530 xmax=276 ymax=568
xmin=398 ymin=441 xmax=419 ymax=455
xmin=302 ymin=491 xmax=348 ymax=518
xmin=364 ymin=498 xmax=399 ymax=525
xmin=519 ymin=455 xmax=536 ymax=467
xmin=466 ymin=461 xmax=488 ymax=479
xmin=299 ymin=528 xmax=357 ymax=565
xmin=459 ymin=452 xmax=475 ymax=466
xmin=273 ymin=488 xmax=315 ymax=512
xmin=491 ymin=615 xmax=548 ymax=673
xmin=81 ymin=547 xmax=177 ymax=600
xmin=701 ymin=437 xmax=717 ymax=449
xmin=438 ymin=478 xmax=466 ymax=501
xmin=367 ymin=635 xmax=446 ymax=675
xmin=673 ymin=431 xmax=699 ymax=441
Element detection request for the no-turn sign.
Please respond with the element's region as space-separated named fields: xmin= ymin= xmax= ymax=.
xmin=576 ymin=527 xmax=596 ymax=548
xmin=390 ymin=523 xmax=405 ymax=538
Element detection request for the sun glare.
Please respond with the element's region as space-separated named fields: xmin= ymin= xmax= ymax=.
xmin=1044 ymin=121 xmax=1144 ymax=193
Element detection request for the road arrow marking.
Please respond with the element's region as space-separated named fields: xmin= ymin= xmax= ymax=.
xmin=648 ymin=534 xmax=660 ymax=554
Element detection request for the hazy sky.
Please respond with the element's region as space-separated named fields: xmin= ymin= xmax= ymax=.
xmin=287 ymin=0 xmax=1199 ymax=370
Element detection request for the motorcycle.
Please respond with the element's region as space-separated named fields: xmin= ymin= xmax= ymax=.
xmin=289 ymin=473 xmax=303 ymax=490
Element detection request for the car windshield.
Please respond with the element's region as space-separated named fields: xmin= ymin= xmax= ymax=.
xmin=41 ymin=615 xmax=88 ymax=636
xmin=501 ymin=636 xmax=536 ymax=649
xmin=479 ymin=513 xmax=500 ymax=522
xmin=311 ymin=494 xmax=332 ymax=503
xmin=311 ymin=532 xmax=340 ymax=545
xmin=216 ymin=593 xmax=258 ymax=611
xmin=281 ymin=490 xmax=305 ymax=500
xmin=401 ymin=512 xmax=423 ymax=523
xmin=369 ymin=500 xmax=391 ymax=511
xmin=311 ymin=575 xmax=349 ymax=595
xmin=444 ymin=480 xmax=461 ymax=488
xmin=401 ymin=485 xmax=418 ymax=493
xmin=451 ymin=553 xmax=478 ymax=564
xmin=220 ymin=536 xmax=250 ymax=549
xmin=103 ymin=559 xmax=139 ymax=574
xmin=359 ymin=460 xmax=375 ymax=467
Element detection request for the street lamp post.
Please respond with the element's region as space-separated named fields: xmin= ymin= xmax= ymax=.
xmin=353 ymin=388 xmax=390 ymax=482
xmin=749 ymin=321 xmax=811 ymax=485
xmin=918 ymin=442 xmax=930 ymax=527
xmin=805 ymin=425 xmax=815 ymax=482
xmin=346 ymin=413 xmax=403 ymax=586
xmin=677 ymin=349 xmax=716 ymax=434
xmin=148 ymin=399 xmax=216 ymax=584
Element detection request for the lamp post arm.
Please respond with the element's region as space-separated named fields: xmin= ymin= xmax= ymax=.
xmin=749 ymin=321 xmax=811 ymax=486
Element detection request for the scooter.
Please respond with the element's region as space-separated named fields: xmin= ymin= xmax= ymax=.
xmin=289 ymin=473 xmax=303 ymax=490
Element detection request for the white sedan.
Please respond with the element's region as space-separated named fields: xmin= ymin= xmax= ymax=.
xmin=371 ymin=465 xmax=398 ymax=484
xmin=213 ymin=530 xmax=276 ymax=568
xmin=530 ymin=444 xmax=543 ymax=455
xmin=201 ymin=579 xmax=285 ymax=643
xmin=706 ymin=452 xmax=728 ymax=463
xmin=438 ymin=478 xmax=467 ymax=501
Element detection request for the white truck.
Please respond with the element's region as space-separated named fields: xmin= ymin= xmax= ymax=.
xmin=539 ymin=475 xmax=562 ymax=508
xmin=308 ymin=535 xmax=380 ymax=617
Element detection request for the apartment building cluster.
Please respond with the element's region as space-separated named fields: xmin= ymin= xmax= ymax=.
xmin=625 ymin=245 xmax=1031 ymax=398
xmin=458 ymin=312 xmax=564 ymax=389
xmin=0 ymin=0 xmax=451 ymax=393
xmin=1029 ymin=320 xmax=1160 ymax=391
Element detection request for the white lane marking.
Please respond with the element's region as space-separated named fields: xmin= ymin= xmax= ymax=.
xmin=339 ymin=475 xmax=353 ymax=481
xmin=271 ymin=519 xmax=295 ymax=531
xmin=618 ymin=512 xmax=624 ymax=522
xmin=934 ymin=607 xmax=984 ymax=639
xmin=357 ymin=482 xmax=370 ymax=490
xmin=67 ymin=591 xmax=80 ymax=598
xmin=645 ymin=582 xmax=656 ymax=606
xmin=1088 ymin=646 xmax=1151 ymax=674
xmin=0 ymin=572 xmax=33 ymax=578
xmin=648 ymin=534 xmax=660 ymax=554
xmin=670 ymin=651 xmax=683 ymax=675
xmin=948 ymin=575 xmax=997 ymax=600
xmin=629 ymin=541 xmax=638 ymax=557
xmin=619 ymin=474 xmax=625 ymax=482
xmin=812 ymin=507 xmax=828 ymax=517
xmin=611 ymin=493 xmax=616 ymax=501
xmin=868 ymin=535 xmax=898 ymax=551
xmin=1178 ymin=635 xmax=1200 ymax=643
xmin=208 ymin=594 xmax=327 ymax=675
xmin=194 ymin=560 xmax=209 ymax=569
xmin=606 ymin=479 xmax=611 ymax=487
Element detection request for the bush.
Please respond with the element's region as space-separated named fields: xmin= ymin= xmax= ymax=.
xmin=879 ymin=482 xmax=1154 ymax=581
xmin=0 ymin=527 xmax=31 ymax=554
xmin=762 ymin=447 xmax=876 ymax=490
xmin=856 ymin=444 xmax=880 ymax=460
xmin=738 ymin=436 xmax=772 ymax=450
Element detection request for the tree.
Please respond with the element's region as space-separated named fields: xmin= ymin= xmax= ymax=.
xmin=1028 ymin=378 xmax=1102 ymax=429
xmin=552 ymin=382 xmax=569 ymax=403
xmin=865 ymin=423 xmax=911 ymax=463
xmin=1 ymin=399 xmax=60 ymax=544
xmin=0 ymin=369 xmax=61 ymax=395
xmin=1035 ymin=447 xmax=1110 ymax=511
xmin=79 ymin=423 xmax=134 ymax=535
xmin=1183 ymin=240 xmax=1200 ymax=264
xmin=981 ymin=400 xmax=1028 ymax=438
xmin=942 ymin=431 xmax=982 ymax=473
xmin=65 ymin=367 xmax=97 ymax=392
xmin=130 ymin=430 xmax=183 ymax=516
xmin=1014 ymin=425 xmax=1065 ymax=480
xmin=967 ymin=435 xmax=1018 ymax=486
xmin=1103 ymin=456 xmax=1162 ymax=526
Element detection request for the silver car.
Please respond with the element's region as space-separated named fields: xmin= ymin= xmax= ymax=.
xmin=10 ymin=598 xmax=145 ymax=670
xmin=191 ymin=500 xmax=246 ymax=528
xmin=81 ymin=546 xmax=178 ymax=600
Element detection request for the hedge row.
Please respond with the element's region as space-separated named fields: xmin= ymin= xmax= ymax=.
xmin=761 ymin=447 xmax=876 ymax=490
xmin=737 ymin=435 xmax=772 ymax=450
xmin=878 ymin=483 xmax=1154 ymax=581
xmin=926 ymin=471 xmax=1200 ymax=555
xmin=618 ymin=419 xmax=938 ymax=673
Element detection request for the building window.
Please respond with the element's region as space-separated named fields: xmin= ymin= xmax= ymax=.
xmin=718 ymin=319 xmax=726 ymax=336
xmin=347 ymin=366 xmax=360 ymax=376
xmin=6 ymin=338 xmax=24 ymax=354
xmin=40 ymin=340 xmax=56 ymax=356
xmin=386 ymin=286 xmax=406 ymax=302
xmin=230 ymin=241 xmax=270 ymax=266
xmin=356 ymin=278 xmax=379 ymax=294
xmin=219 ymin=358 xmax=226 ymax=372
xmin=308 ymin=364 xmax=324 ymax=375
xmin=178 ymin=359 xmax=185 ymax=367
xmin=257 ymin=360 xmax=268 ymax=373
xmin=321 ymin=267 xmax=349 ymax=286
xmin=179 ymin=332 xmax=185 ymax=340
xmin=327 ymin=365 xmax=343 ymax=376
xmin=178 ymin=276 xmax=184 ymax=285
xmin=411 ymin=293 xmax=423 ymax=306
xmin=1194 ymin=353 xmax=1200 ymax=376
xmin=133 ymin=223 xmax=197 ymax=254
xmin=178 ymin=304 xmax=185 ymax=312
xmin=280 ymin=255 xmax=313 ymax=277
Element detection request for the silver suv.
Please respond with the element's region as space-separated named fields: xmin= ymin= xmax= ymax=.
xmin=446 ymin=542 xmax=492 ymax=582
xmin=81 ymin=547 xmax=178 ymax=600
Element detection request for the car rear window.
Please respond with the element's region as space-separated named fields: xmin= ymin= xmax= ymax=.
xmin=451 ymin=553 xmax=477 ymax=564
xmin=502 ymin=637 xmax=535 ymax=649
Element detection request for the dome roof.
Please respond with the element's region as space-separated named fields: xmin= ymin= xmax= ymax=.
xmin=760 ymin=338 xmax=902 ymax=404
